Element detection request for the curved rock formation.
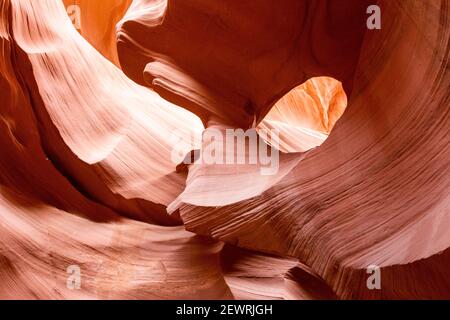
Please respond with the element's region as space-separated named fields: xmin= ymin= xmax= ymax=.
xmin=62 ymin=0 xmax=132 ymax=65
xmin=9 ymin=0 xmax=206 ymax=225
xmin=0 ymin=0 xmax=448 ymax=300
xmin=259 ymin=77 xmax=347 ymax=153
xmin=117 ymin=0 xmax=370 ymax=127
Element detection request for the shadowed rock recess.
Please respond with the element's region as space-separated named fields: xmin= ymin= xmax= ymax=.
xmin=0 ymin=0 xmax=448 ymax=299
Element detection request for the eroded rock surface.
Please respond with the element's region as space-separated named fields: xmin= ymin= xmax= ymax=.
xmin=0 ymin=0 xmax=448 ymax=299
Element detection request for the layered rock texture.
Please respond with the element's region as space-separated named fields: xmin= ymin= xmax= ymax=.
xmin=0 ymin=0 xmax=448 ymax=299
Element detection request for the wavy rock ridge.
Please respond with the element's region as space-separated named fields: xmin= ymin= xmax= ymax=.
xmin=0 ymin=0 xmax=448 ymax=300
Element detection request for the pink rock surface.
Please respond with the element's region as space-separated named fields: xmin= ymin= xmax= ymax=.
xmin=0 ymin=0 xmax=448 ymax=300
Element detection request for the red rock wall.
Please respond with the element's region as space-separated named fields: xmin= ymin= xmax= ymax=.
xmin=0 ymin=0 xmax=448 ymax=300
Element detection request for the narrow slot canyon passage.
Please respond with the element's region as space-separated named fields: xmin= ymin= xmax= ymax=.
xmin=0 ymin=0 xmax=448 ymax=301
xmin=258 ymin=77 xmax=347 ymax=153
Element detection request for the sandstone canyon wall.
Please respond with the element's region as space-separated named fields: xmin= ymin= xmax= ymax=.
xmin=0 ymin=0 xmax=448 ymax=300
